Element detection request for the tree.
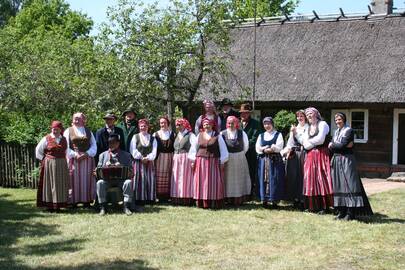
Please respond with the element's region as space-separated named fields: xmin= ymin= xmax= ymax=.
xmin=0 ymin=0 xmax=104 ymax=143
xmin=99 ymin=0 xmax=232 ymax=121
xmin=0 ymin=0 xmax=26 ymax=27
xmin=228 ymin=0 xmax=299 ymax=19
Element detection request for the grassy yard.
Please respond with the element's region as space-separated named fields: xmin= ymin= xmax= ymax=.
xmin=0 ymin=188 xmax=404 ymax=270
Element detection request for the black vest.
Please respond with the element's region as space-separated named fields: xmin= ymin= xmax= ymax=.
xmin=222 ymin=130 xmax=244 ymax=153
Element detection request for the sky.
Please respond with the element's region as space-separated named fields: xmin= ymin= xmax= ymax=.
xmin=66 ymin=0 xmax=405 ymax=34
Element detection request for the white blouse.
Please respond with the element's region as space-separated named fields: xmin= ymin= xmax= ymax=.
xmin=63 ymin=126 xmax=97 ymax=159
xmin=129 ymin=133 xmax=158 ymax=161
xmin=188 ymin=131 xmax=229 ymax=164
xmin=280 ymin=123 xmax=308 ymax=156
xmin=255 ymin=130 xmax=284 ymax=154
xmin=35 ymin=134 xmax=64 ymax=160
xmin=303 ymin=121 xmax=330 ymax=150
xmin=220 ymin=129 xmax=249 ymax=154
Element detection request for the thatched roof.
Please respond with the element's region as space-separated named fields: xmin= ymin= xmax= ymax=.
xmin=198 ymin=15 xmax=405 ymax=104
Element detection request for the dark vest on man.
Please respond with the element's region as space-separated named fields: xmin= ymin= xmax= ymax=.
xmin=196 ymin=132 xmax=220 ymax=158
xmin=222 ymin=130 xmax=244 ymax=153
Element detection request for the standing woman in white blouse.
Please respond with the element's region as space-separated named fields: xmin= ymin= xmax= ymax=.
xmin=280 ymin=110 xmax=308 ymax=208
xmin=302 ymin=107 xmax=333 ymax=213
xmin=36 ymin=121 xmax=70 ymax=212
xmin=130 ymin=119 xmax=157 ymax=204
xmin=189 ymin=118 xmax=229 ymax=209
xmin=63 ymin=112 xmax=97 ymax=207
xmin=153 ymin=117 xmax=175 ymax=202
xmin=220 ymin=116 xmax=251 ymax=206
xmin=256 ymin=117 xmax=285 ymax=207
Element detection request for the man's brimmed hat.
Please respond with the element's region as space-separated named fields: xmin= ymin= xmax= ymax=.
xmin=121 ymin=107 xmax=136 ymax=117
xmin=103 ymin=112 xmax=117 ymax=120
xmin=239 ymin=103 xmax=253 ymax=113
xmin=221 ymin=98 xmax=233 ymax=107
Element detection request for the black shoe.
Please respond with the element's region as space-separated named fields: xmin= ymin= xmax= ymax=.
xmin=334 ymin=211 xmax=346 ymax=220
xmin=133 ymin=205 xmax=144 ymax=213
xmin=342 ymin=214 xmax=354 ymax=221
xmin=317 ymin=210 xmax=327 ymax=215
xmin=123 ymin=203 xmax=132 ymax=216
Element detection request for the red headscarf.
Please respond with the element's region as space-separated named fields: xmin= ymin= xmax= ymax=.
xmin=202 ymin=117 xmax=216 ymax=127
xmin=50 ymin=120 xmax=64 ymax=132
xmin=226 ymin=116 xmax=240 ymax=129
xmin=175 ymin=118 xmax=192 ymax=132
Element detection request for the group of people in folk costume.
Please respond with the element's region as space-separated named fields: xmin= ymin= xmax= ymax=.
xmin=35 ymin=99 xmax=373 ymax=220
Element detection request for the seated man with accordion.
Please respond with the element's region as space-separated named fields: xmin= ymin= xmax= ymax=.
xmin=96 ymin=133 xmax=134 ymax=216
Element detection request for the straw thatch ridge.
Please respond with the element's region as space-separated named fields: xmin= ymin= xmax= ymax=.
xmin=198 ymin=16 xmax=405 ymax=103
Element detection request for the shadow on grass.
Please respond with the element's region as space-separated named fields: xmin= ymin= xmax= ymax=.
xmin=19 ymin=259 xmax=158 ymax=270
xmin=0 ymin=192 xmax=85 ymax=269
xmin=357 ymin=212 xmax=405 ymax=224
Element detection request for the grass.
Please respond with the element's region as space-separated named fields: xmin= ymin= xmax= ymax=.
xmin=0 ymin=188 xmax=404 ymax=270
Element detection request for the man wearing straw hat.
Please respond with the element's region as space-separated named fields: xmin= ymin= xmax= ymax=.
xmin=95 ymin=112 xmax=125 ymax=162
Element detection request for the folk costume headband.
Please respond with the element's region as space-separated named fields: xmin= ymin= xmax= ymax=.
xmin=262 ymin=116 xmax=274 ymax=126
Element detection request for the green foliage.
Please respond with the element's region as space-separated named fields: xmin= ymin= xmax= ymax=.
xmin=273 ymin=109 xmax=296 ymax=136
xmin=0 ymin=0 xmax=299 ymax=144
xmin=227 ymin=0 xmax=299 ymax=19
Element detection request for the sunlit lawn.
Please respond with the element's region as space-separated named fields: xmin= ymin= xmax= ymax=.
xmin=0 ymin=187 xmax=404 ymax=270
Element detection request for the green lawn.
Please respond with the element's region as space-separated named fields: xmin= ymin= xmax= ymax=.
xmin=0 ymin=188 xmax=404 ymax=270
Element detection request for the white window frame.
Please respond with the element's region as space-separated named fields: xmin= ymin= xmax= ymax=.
xmin=330 ymin=109 xmax=369 ymax=143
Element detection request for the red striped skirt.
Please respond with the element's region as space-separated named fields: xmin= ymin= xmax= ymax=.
xmin=155 ymin=152 xmax=173 ymax=200
xmin=68 ymin=156 xmax=96 ymax=204
xmin=303 ymin=146 xmax=334 ymax=210
xmin=193 ymin=156 xmax=224 ymax=209
xmin=171 ymin=153 xmax=194 ymax=200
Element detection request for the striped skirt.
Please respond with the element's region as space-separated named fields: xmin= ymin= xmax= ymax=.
xmin=133 ymin=160 xmax=156 ymax=202
xmin=303 ymin=146 xmax=334 ymax=211
xmin=224 ymin=151 xmax=251 ymax=204
xmin=68 ymin=156 xmax=96 ymax=204
xmin=37 ymin=157 xmax=70 ymax=209
xmin=171 ymin=153 xmax=194 ymax=203
xmin=155 ymin=152 xmax=173 ymax=200
xmin=193 ymin=156 xmax=224 ymax=208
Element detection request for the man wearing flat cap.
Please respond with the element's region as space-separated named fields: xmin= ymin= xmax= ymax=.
xmin=95 ymin=112 xmax=125 ymax=162
xmin=239 ymin=103 xmax=263 ymax=198
xmin=219 ymin=98 xmax=240 ymax=131
xmin=96 ymin=133 xmax=134 ymax=216
xmin=117 ymin=107 xmax=138 ymax=152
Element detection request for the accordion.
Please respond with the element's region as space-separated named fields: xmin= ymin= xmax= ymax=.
xmin=96 ymin=166 xmax=131 ymax=181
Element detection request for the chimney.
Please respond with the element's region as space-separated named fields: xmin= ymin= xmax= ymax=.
xmin=370 ymin=0 xmax=393 ymax=14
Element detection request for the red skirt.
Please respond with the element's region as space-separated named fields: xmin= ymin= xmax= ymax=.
xmin=155 ymin=152 xmax=173 ymax=200
xmin=193 ymin=156 xmax=224 ymax=209
xmin=303 ymin=146 xmax=333 ymax=210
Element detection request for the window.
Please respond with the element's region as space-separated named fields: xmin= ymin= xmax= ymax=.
xmin=330 ymin=109 xmax=369 ymax=143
